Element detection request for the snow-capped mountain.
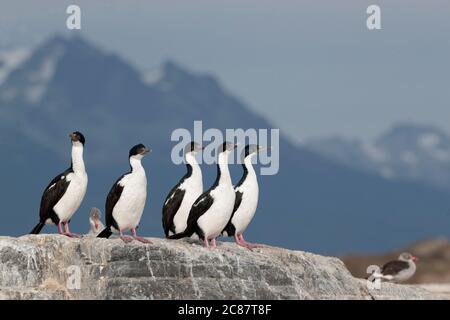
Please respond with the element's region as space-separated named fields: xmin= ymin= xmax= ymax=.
xmin=306 ymin=124 xmax=450 ymax=191
xmin=0 ymin=48 xmax=30 ymax=86
xmin=1 ymin=35 xmax=450 ymax=254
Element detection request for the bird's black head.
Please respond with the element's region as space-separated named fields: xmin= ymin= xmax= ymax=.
xmin=218 ymin=141 xmax=238 ymax=154
xmin=185 ymin=141 xmax=204 ymax=155
xmin=129 ymin=144 xmax=151 ymax=158
xmin=242 ymin=144 xmax=268 ymax=158
xmin=70 ymin=131 xmax=85 ymax=146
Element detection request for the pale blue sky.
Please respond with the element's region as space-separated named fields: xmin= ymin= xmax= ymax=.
xmin=1 ymin=0 xmax=449 ymax=142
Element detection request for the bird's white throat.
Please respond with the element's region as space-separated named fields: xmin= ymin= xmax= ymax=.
xmin=71 ymin=142 xmax=86 ymax=174
xmin=185 ymin=152 xmax=201 ymax=178
xmin=244 ymin=155 xmax=257 ymax=179
xmin=129 ymin=156 xmax=145 ymax=173
xmin=218 ymin=151 xmax=232 ymax=186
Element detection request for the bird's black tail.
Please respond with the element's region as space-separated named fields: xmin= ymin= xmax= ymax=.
xmin=30 ymin=221 xmax=45 ymax=235
xmin=97 ymin=227 xmax=113 ymax=239
xmin=222 ymin=222 xmax=236 ymax=237
xmin=168 ymin=229 xmax=194 ymax=240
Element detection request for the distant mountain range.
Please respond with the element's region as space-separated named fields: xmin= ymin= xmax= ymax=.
xmin=1 ymin=35 xmax=449 ymax=254
xmin=305 ymin=124 xmax=450 ymax=192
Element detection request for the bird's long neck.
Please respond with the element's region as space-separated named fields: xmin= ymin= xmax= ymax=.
xmin=237 ymin=155 xmax=257 ymax=186
xmin=129 ymin=157 xmax=145 ymax=175
xmin=185 ymin=153 xmax=201 ymax=180
xmin=215 ymin=151 xmax=232 ymax=187
xmin=243 ymin=156 xmax=257 ymax=179
xmin=71 ymin=143 xmax=85 ymax=174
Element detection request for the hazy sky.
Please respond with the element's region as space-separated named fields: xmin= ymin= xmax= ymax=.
xmin=1 ymin=0 xmax=449 ymax=142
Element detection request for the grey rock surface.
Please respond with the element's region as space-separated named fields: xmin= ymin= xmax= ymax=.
xmin=0 ymin=235 xmax=442 ymax=300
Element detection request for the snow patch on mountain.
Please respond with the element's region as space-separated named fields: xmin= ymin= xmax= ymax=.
xmin=361 ymin=143 xmax=387 ymax=163
xmin=24 ymin=45 xmax=65 ymax=104
xmin=0 ymin=49 xmax=31 ymax=85
xmin=418 ymin=133 xmax=440 ymax=150
xmin=417 ymin=133 xmax=450 ymax=162
xmin=141 ymin=66 xmax=165 ymax=86
xmin=306 ymin=124 xmax=450 ymax=191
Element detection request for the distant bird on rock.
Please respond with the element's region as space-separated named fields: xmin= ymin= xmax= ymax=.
xmin=372 ymin=252 xmax=418 ymax=283
xmin=87 ymin=207 xmax=104 ymax=237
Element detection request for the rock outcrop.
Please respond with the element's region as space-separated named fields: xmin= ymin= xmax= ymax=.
xmin=0 ymin=235 xmax=443 ymax=300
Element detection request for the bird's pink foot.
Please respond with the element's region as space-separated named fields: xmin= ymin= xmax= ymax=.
xmin=63 ymin=232 xmax=82 ymax=238
xmin=234 ymin=234 xmax=252 ymax=251
xmin=62 ymin=223 xmax=81 ymax=238
xmin=120 ymin=235 xmax=134 ymax=243
xmin=130 ymin=229 xmax=152 ymax=244
xmin=235 ymin=234 xmax=264 ymax=251
xmin=203 ymin=237 xmax=210 ymax=248
xmin=133 ymin=236 xmax=152 ymax=244
xmin=243 ymin=241 xmax=265 ymax=249
xmin=239 ymin=234 xmax=265 ymax=248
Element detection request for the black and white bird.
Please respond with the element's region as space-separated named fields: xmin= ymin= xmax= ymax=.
xmin=162 ymin=142 xmax=204 ymax=237
xmin=169 ymin=141 xmax=237 ymax=248
xmin=372 ymin=252 xmax=418 ymax=283
xmin=97 ymin=144 xmax=152 ymax=243
xmin=30 ymin=131 xmax=88 ymax=237
xmin=222 ymin=144 xmax=268 ymax=250
xmin=87 ymin=207 xmax=104 ymax=237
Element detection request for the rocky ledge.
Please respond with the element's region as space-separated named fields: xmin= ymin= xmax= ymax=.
xmin=0 ymin=235 xmax=443 ymax=300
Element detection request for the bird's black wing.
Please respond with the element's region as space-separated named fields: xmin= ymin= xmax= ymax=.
xmin=186 ymin=191 xmax=214 ymax=230
xmin=232 ymin=190 xmax=243 ymax=214
xmin=162 ymin=184 xmax=186 ymax=237
xmin=381 ymin=260 xmax=409 ymax=275
xmin=39 ymin=167 xmax=73 ymax=223
xmin=222 ymin=190 xmax=243 ymax=236
xmin=168 ymin=189 xmax=214 ymax=239
xmin=105 ymin=174 xmax=126 ymax=230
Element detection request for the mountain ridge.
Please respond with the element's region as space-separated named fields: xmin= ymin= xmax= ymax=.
xmin=306 ymin=123 xmax=450 ymax=192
